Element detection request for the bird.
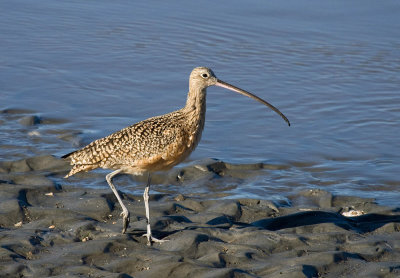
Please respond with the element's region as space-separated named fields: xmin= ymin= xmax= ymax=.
xmin=62 ymin=67 xmax=290 ymax=245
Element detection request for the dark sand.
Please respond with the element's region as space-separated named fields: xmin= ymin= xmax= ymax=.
xmin=1 ymin=155 xmax=400 ymax=278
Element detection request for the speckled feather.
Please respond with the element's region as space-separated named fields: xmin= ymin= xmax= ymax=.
xmin=62 ymin=68 xmax=212 ymax=177
xmin=63 ymin=108 xmax=204 ymax=177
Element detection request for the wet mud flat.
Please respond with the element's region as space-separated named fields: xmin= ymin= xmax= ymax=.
xmin=1 ymin=156 xmax=400 ymax=278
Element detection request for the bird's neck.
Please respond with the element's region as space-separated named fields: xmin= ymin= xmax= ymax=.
xmin=182 ymin=87 xmax=207 ymax=133
xmin=183 ymin=87 xmax=206 ymax=115
xmin=176 ymin=86 xmax=207 ymax=153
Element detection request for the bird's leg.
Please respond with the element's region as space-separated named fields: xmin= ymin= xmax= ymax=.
xmin=106 ymin=169 xmax=130 ymax=234
xmin=143 ymin=173 xmax=168 ymax=245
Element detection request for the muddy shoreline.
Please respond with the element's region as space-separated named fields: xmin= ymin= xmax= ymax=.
xmin=1 ymin=156 xmax=400 ymax=277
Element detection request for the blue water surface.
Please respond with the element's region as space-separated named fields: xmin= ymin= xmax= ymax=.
xmin=1 ymin=0 xmax=399 ymax=205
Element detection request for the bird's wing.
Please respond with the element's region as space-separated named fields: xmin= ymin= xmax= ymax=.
xmin=119 ymin=114 xmax=190 ymax=171
xmin=63 ymin=111 xmax=188 ymax=176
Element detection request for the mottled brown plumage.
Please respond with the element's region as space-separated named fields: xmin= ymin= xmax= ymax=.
xmin=63 ymin=68 xmax=208 ymax=178
xmin=63 ymin=67 xmax=289 ymax=245
xmin=63 ymin=110 xmax=201 ymax=176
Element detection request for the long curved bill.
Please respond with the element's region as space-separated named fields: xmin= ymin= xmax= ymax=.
xmin=215 ymin=79 xmax=290 ymax=126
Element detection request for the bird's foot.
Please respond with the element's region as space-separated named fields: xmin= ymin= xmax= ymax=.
xmin=142 ymin=233 xmax=169 ymax=246
xmin=120 ymin=210 xmax=130 ymax=234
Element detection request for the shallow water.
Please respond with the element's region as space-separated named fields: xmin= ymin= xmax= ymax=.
xmin=1 ymin=0 xmax=399 ymax=206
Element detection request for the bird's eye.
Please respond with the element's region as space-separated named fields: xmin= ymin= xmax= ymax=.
xmin=201 ymin=73 xmax=208 ymax=78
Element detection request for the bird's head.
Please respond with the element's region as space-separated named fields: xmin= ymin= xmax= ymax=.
xmin=189 ymin=67 xmax=218 ymax=91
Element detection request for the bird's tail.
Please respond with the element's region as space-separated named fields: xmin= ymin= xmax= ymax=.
xmin=61 ymin=150 xmax=76 ymax=159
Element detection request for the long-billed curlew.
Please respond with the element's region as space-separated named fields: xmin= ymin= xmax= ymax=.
xmin=62 ymin=67 xmax=290 ymax=245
